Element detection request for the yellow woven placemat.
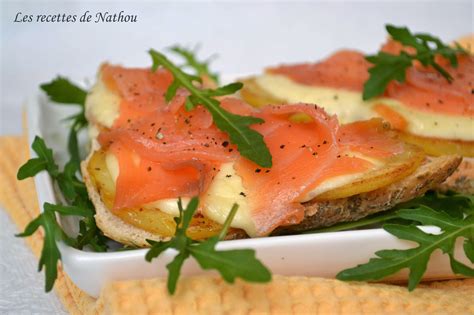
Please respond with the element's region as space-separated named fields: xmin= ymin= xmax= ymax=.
xmin=1 ymin=135 xmax=473 ymax=315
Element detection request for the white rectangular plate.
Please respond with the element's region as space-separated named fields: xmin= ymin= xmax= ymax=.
xmin=27 ymin=87 xmax=467 ymax=298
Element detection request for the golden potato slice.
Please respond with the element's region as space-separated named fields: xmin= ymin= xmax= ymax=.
xmin=87 ymin=150 xmax=224 ymax=240
xmin=399 ymin=132 xmax=474 ymax=157
xmin=315 ymin=143 xmax=426 ymax=200
xmin=239 ymin=77 xmax=285 ymax=108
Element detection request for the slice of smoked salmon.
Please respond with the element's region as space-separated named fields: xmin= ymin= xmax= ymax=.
xmin=234 ymin=105 xmax=394 ymax=236
xmin=381 ymin=40 xmax=473 ymax=116
xmin=268 ymin=50 xmax=370 ymax=92
xmin=397 ymin=55 xmax=474 ymax=116
xmin=267 ymin=44 xmax=473 ymax=118
xmin=338 ymin=118 xmax=404 ymax=159
xmin=98 ymin=65 xmax=236 ymax=210
xmin=109 ymin=142 xmax=203 ymax=210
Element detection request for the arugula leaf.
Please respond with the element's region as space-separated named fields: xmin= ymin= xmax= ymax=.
xmin=363 ymin=25 xmax=467 ymax=100
xmin=465 ymin=238 xmax=474 ymax=263
xmin=169 ymin=45 xmax=219 ymax=84
xmin=145 ymin=240 xmax=172 ymax=262
xmin=149 ymin=49 xmax=272 ymax=168
xmin=363 ymin=52 xmax=413 ymax=100
xmin=16 ymin=202 xmax=91 ymax=291
xmin=336 ymin=195 xmax=474 ymax=290
xmin=67 ymin=115 xmax=88 ymax=168
xmin=76 ymin=218 xmax=108 ymax=252
xmin=40 ymin=78 xmax=110 ymax=252
xmin=190 ymin=241 xmax=271 ymax=283
xmin=145 ymin=197 xmax=196 ymax=293
xmin=203 ymin=82 xmax=243 ymax=97
xmin=145 ymin=198 xmax=271 ymax=294
xmin=17 ymin=136 xmax=108 ymax=292
xmin=17 ymin=157 xmax=48 ymax=180
xmin=166 ymin=251 xmax=190 ymax=294
xmin=190 ymin=203 xmax=271 ymax=283
xmin=41 ymin=77 xmax=88 ymax=171
xmin=40 ymin=77 xmax=87 ymax=105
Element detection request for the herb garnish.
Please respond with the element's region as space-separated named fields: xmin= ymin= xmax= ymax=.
xmin=40 ymin=77 xmax=88 ymax=170
xmin=145 ymin=197 xmax=271 ymax=294
xmin=149 ymin=49 xmax=273 ymax=168
xmin=334 ymin=192 xmax=474 ymax=290
xmin=17 ymin=78 xmax=108 ymax=292
xmin=169 ymin=45 xmax=219 ymax=84
xmin=17 ymin=136 xmax=108 ymax=291
xmin=363 ymin=25 xmax=468 ymax=100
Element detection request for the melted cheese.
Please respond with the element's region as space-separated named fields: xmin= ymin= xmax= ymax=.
xmin=144 ymin=198 xmax=191 ymax=217
xmin=105 ymin=151 xmax=120 ymax=183
xmin=255 ymin=73 xmax=474 ymax=141
xmin=255 ymin=74 xmax=372 ymax=124
xmin=201 ymin=163 xmax=255 ymax=236
xmin=376 ymin=98 xmax=474 ymax=141
xmin=85 ymin=71 xmax=120 ymax=128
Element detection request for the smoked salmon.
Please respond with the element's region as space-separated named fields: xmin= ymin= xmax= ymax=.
xmin=268 ymin=47 xmax=474 ymax=117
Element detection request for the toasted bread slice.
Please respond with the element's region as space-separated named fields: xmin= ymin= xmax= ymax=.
xmin=82 ymin=152 xmax=461 ymax=246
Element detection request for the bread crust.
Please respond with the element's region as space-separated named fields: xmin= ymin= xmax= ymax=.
xmin=436 ymin=157 xmax=474 ymax=194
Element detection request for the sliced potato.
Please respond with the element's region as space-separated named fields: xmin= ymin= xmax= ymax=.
xmin=87 ymin=150 xmax=225 ymax=240
xmin=239 ymin=77 xmax=285 ymax=107
xmin=399 ymin=132 xmax=474 ymax=157
xmin=315 ymin=143 xmax=426 ymax=200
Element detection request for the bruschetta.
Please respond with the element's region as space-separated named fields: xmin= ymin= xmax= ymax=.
xmin=81 ymin=64 xmax=461 ymax=247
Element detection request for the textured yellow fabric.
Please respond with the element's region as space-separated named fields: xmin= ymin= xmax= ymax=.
xmin=1 ymin=135 xmax=473 ymax=315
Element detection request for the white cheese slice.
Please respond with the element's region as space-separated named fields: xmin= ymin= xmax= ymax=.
xmin=145 ymin=198 xmax=191 ymax=217
xmin=255 ymin=74 xmax=372 ymax=124
xmin=201 ymin=162 xmax=256 ymax=236
xmin=85 ymin=71 xmax=120 ymax=128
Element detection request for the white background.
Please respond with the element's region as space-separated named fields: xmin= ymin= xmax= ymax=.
xmin=0 ymin=1 xmax=472 ymax=314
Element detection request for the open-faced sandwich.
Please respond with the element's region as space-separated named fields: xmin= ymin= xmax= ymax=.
xmin=82 ymin=60 xmax=460 ymax=247
xmin=240 ymin=27 xmax=473 ymax=194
